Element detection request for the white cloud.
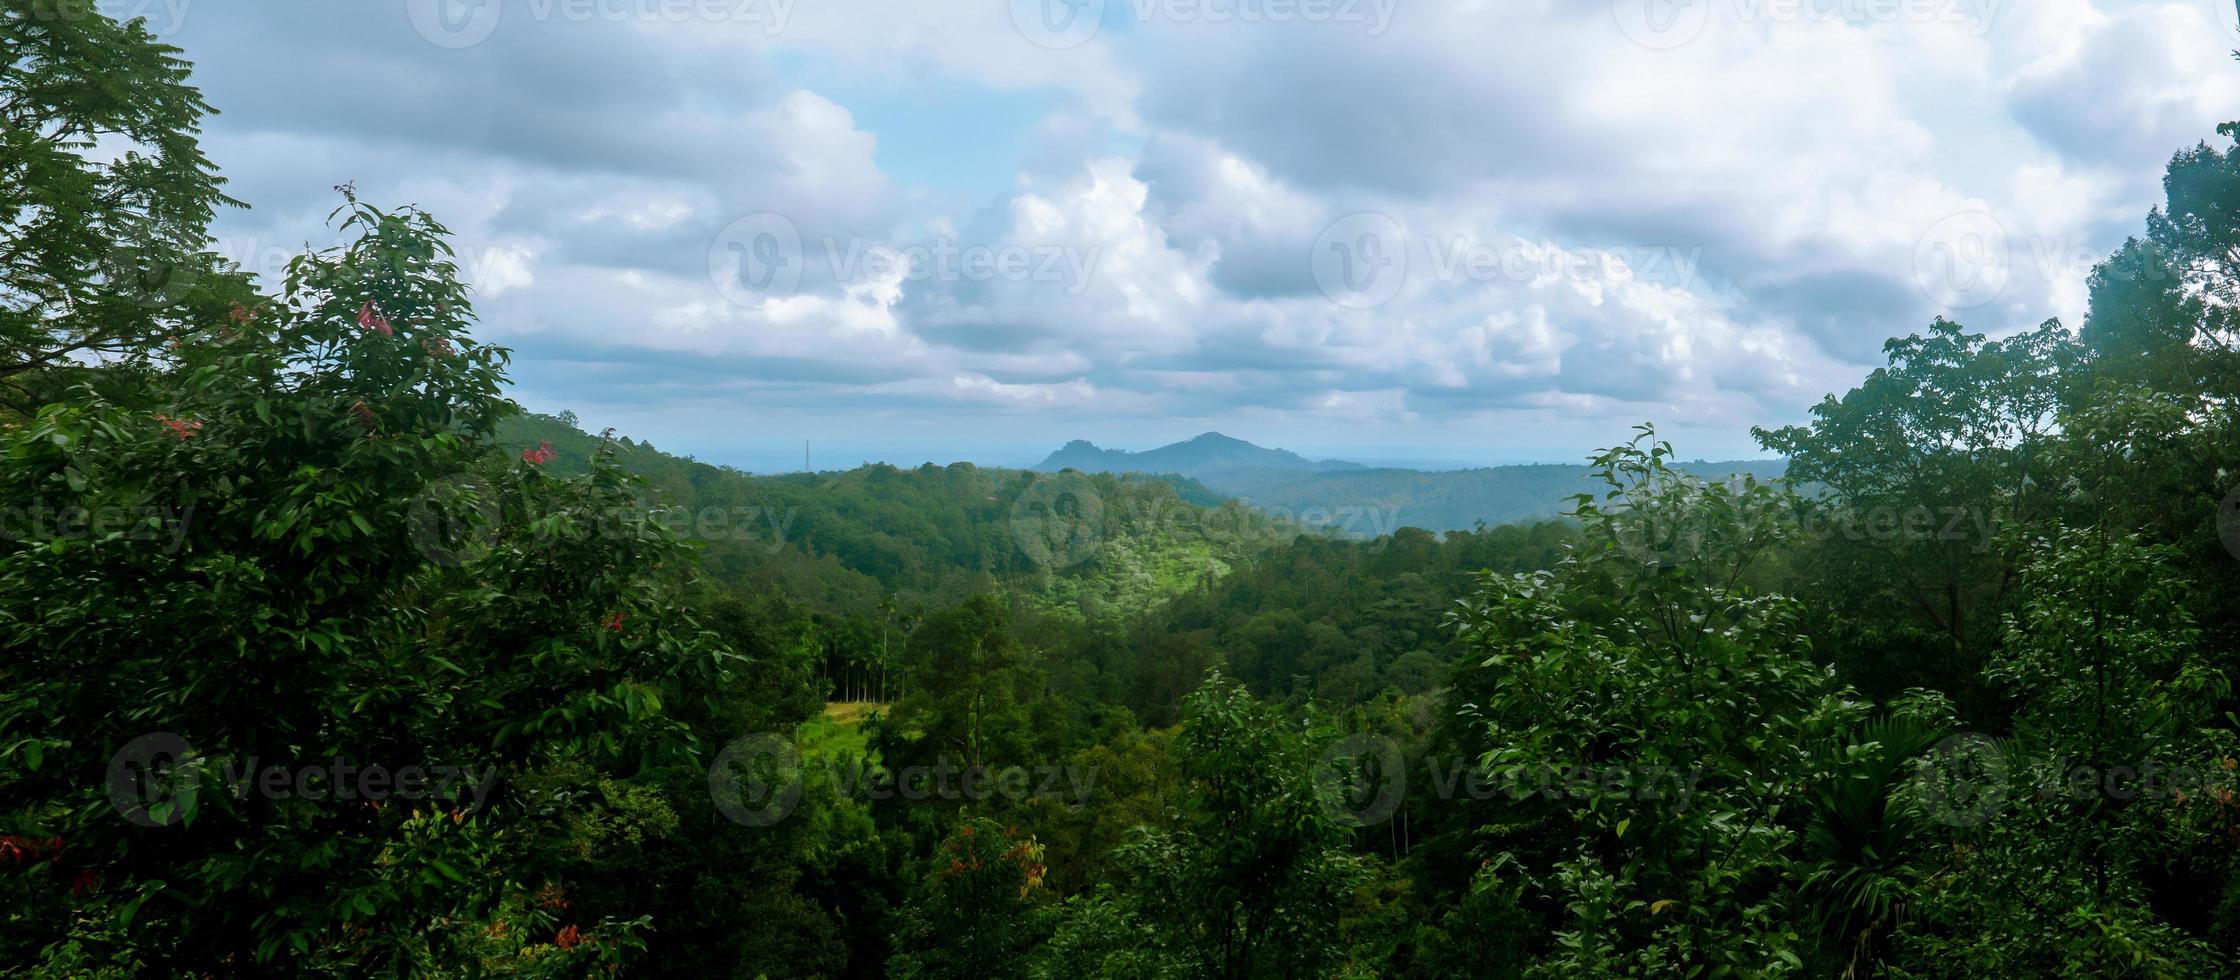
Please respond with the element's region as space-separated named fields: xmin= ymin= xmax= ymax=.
xmin=161 ymin=0 xmax=2240 ymax=459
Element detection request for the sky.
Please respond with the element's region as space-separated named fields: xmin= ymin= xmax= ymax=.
xmin=129 ymin=0 xmax=2240 ymax=471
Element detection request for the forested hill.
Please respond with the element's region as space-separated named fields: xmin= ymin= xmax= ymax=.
xmin=492 ymin=413 xmax=1296 ymax=619
xmin=1193 ymin=458 xmax=1790 ymax=532
xmin=1036 ymin=430 xmax=1786 ymax=533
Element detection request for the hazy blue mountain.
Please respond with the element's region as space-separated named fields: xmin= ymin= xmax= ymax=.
xmin=1034 ymin=432 xmax=1365 ymax=475
xmin=1186 ymin=460 xmax=1789 ymax=536
xmin=1033 ymin=433 xmax=1785 ymax=535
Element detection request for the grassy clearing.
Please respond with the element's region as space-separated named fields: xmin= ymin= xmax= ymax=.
xmin=799 ymin=701 xmax=887 ymax=760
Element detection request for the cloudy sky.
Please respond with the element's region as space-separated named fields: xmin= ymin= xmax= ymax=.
xmin=139 ymin=0 xmax=2240 ymax=470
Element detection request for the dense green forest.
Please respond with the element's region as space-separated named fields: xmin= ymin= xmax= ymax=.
xmin=6 ymin=6 xmax=2240 ymax=977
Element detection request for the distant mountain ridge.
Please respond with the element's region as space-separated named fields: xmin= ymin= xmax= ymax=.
xmin=1033 ymin=433 xmax=1785 ymax=534
xmin=1036 ymin=432 xmax=1364 ymax=475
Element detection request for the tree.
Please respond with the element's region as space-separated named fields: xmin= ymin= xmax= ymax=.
xmin=1886 ymin=532 xmax=2234 ymax=976
xmin=0 ymin=195 xmax=734 ymax=973
xmin=1041 ymin=674 xmax=1367 ymax=980
xmin=0 ymin=1 xmax=256 ymax=410
xmin=883 ymin=596 xmax=1035 ymax=773
xmin=1444 ymin=427 xmax=1864 ymax=976
xmin=888 ymin=817 xmax=1050 ymax=980
xmin=1754 ymin=319 xmax=2079 ymax=707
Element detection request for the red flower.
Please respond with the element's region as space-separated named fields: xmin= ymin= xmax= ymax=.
xmin=534 ymin=883 xmax=570 ymax=910
xmin=521 ymin=441 xmax=557 ymax=465
xmin=69 ymin=870 xmax=97 ymax=897
xmin=356 ymin=301 xmax=394 ymax=336
xmin=422 ymin=336 xmax=456 ymax=357
xmin=155 ymin=415 xmax=203 ymax=440
xmin=228 ymin=302 xmax=254 ymax=324
xmin=602 ymin=610 xmax=626 ymax=632
xmin=555 ymin=924 xmax=582 ymax=950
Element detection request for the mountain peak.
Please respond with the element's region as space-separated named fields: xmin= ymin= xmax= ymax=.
xmin=1184 ymin=431 xmax=1247 ymax=446
xmin=1033 ymin=433 xmax=1361 ymax=476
